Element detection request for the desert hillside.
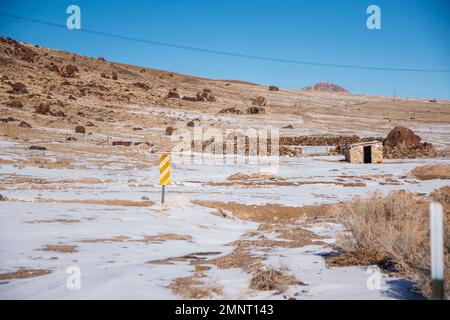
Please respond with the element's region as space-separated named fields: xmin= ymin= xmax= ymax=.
xmin=1 ymin=37 xmax=449 ymax=153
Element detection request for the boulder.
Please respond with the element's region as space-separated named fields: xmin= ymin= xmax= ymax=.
xmin=251 ymin=96 xmax=267 ymax=106
xmin=10 ymin=82 xmax=27 ymax=93
xmin=19 ymin=120 xmax=32 ymax=128
xmin=34 ymin=102 xmax=51 ymax=115
xmin=384 ymin=126 xmax=421 ymax=148
xmin=75 ymin=125 xmax=86 ymax=134
xmin=29 ymin=145 xmax=46 ymax=151
xmin=246 ymin=106 xmax=265 ymax=114
xmin=52 ymin=110 xmax=65 ymax=117
xmin=59 ymin=64 xmax=79 ymax=78
xmin=167 ymin=90 xmax=180 ymax=99
xmin=165 ymin=126 xmax=176 ymax=135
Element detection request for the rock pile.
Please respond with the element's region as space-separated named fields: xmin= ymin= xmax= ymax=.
xmin=382 ymin=126 xmax=439 ymax=159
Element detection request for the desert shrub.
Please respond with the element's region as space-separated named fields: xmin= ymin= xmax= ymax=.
xmin=249 ymin=267 xmax=302 ymax=293
xmin=333 ymin=189 xmax=449 ymax=297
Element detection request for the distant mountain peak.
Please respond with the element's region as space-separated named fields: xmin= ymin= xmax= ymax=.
xmin=303 ymin=82 xmax=349 ymax=93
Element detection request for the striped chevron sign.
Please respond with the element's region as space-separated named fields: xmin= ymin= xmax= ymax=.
xmin=159 ymin=154 xmax=171 ymax=186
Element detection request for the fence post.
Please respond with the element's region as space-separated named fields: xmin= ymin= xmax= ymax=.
xmin=430 ymin=201 xmax=445 ymax=300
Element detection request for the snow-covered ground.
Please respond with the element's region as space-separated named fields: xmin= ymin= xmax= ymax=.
xmin=0 ymin=140 xmax=448 ymax=299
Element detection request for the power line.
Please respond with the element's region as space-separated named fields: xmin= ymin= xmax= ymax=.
xmin=1 ymin=12 xmax=449 ymax=73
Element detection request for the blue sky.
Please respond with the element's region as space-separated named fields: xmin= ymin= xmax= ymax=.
xmin=0 ymin=0 xmax=449 ymax=99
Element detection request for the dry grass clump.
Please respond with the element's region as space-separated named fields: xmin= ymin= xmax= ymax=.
xmin=42 ymin=244 xmax=78 ymax=253
xmin=409 ymin=164 xmax=450 ymax=180
xmin=0 ymin=268 xmax=51 ymax=280
xmin=169 ymin=276 xmax=223 ymax=299
xmin=206 ymin=248 xmax=262 ymax=271
xmin=249 ymin=267 xmax=304 ymax=293
xmin=332 ymin=189 xmax=449 ymax=297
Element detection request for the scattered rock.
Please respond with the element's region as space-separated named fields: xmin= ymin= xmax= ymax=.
xmin=29 ymin=145 xmax=47 ymax=151
xmin=77 ymin=111 xmax=85 ymax=117
xmin=34 ymin=102 xmax=51 ymax=115
xmin=98 ymin=57 xmax=106 ymax=61
xmin=181 ymin=96 xmax=197 ymax=102
xmin=219 ymin=107 xmax=242 ymax=115
xmin=75 ymin=125 xmax=86 ymax=134
xmin=167 ymin=90 xmax=180 ymax=99
xmin=59 ymin=64 xmax=79 ymax=78
xmin=46 ymin=63 xmax=59 ymax=73
xmin=6 ymin=99 xmax=23 ymax=108
xmin=196 ymin=89 xmax=216 ymax=102
xmin=52 ymin=110 xmax=65 ymax=117
xmin=133 ymin=127 xmax=143 ymax=131
xmin=0 ymin=194 xmax=6 ymax=201
xmin=269 ymin=85 xmax=279 ymax=91
xmin=19 ymin=120 xmax=32 ymax=128
xmin=13 ymin=42 xmax=38 ymax=62
xmin=9 ymin=82 xmax=27 ymax=94
xmin=246 ymin=106 xmax=265 ymax=114
xmin=283 ymin=125 xmax=294 ymax=129
xmin=133 ymin=82 xmax=150 ymax=90
xmin=112 ymin=72 xmax=118 ymax=80
xmin=187 ymin=120 xmax=195 ymax=127
xmin=251 ymin=96 xmax=267 ymax=106
xmin=100 ymin=72 xmax=108 ymax=78
xmin=66 ymin=136 xmax=77 ymax=141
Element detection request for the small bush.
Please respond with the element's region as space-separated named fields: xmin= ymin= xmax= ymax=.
xmin=249 ymin=267 xmax=303 ymax=293
xmin=333 ymin=189 xmax=449 ymax=297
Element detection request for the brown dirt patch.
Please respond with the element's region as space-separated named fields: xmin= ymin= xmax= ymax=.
xmin=409 ymin=164 xmax=450 ymax=180
xmin=193 ymin=200 xmax=334 ymax=223
xmin=0 ymin=268 xmax=51 ymax=280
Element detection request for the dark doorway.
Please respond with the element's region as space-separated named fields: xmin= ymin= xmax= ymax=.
xmin=363 ymin=146 xmax=372 ymax=163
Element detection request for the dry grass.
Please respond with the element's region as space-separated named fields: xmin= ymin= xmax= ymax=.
xmin=28 ymin=219 xmax=80 ymax=224
xmin=169 ymin=276 xmax=223 ymax=299
xmin=409 ymin=164 xmax=450 ymax=180
xmin=42 ymin=244 xmax=78 ymax=253
xmin=205 ymin=248 xmax=262 ymax=271
xmin=249 ymin=267 xmax=304 ymax=293
xmin=332 ymin=189 xmax=450 ymax=297
xmin=0 ymin=268 xmax=51 ymax=280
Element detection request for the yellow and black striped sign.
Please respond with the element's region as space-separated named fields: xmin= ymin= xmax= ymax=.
xmin=159 ymin=154 xmax=171 ymax=185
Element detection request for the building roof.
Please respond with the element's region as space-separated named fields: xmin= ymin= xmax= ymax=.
xmin=344 ymin=140 xmax=382 ymax=148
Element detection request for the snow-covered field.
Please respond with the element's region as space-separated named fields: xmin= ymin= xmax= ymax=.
xmin=0 ymin=140 xmax=448 ymax=299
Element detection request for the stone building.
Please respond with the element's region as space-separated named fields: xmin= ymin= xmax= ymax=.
xmin=343 ymin=141 xmax=383 ymax=164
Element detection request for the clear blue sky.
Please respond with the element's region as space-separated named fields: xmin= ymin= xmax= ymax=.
xmin=0 ymin=0 xmax=449 ymax=99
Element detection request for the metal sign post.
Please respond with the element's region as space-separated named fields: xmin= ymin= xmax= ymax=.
xmin=430 ymin=201 xmax=445 ymax=300
xmin=159 ymin=154 xmax=171 ymax=204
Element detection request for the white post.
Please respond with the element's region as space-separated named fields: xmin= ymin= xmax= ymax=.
xmin=430 ymin=201 xmax=445 ymax=300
